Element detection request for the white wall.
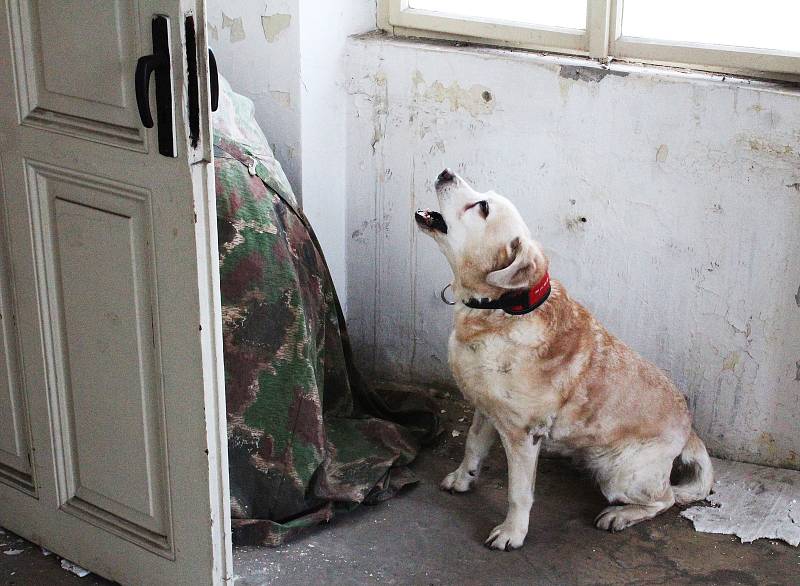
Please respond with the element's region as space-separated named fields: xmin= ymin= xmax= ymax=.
xmin=345 ymin=35 xmax=800 ymax=470
xmin=206 ymin=0 xmax=376 ymax=309
xmin=207 ymin=0 xmax=302 ymax=195
xmin=299 ymin=2 xmax=377 ymax=309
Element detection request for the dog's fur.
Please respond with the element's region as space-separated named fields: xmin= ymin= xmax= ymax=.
xmin=415 ymin=170 xmax=713 ymax=551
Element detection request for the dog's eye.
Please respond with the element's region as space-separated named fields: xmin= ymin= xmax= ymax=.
xmin=478 ymin=200 xmax=489 ymax=218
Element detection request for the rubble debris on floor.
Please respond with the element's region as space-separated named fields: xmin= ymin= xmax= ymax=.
xmin=682 ymin=458 xmax=800 ymax=546
xmin=0 ymin=526 xmax=109 ymax=585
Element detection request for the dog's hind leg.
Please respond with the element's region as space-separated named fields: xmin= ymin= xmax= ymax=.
xmin=441 ymin=410 xmax=497 ymax=493
xmin=594 ymin=490 xmax=675 ymax=532
xmin=485 ymin=430 xmax=541 ymax=551
xmin=593 ymin=444 xmax=677 ymax=532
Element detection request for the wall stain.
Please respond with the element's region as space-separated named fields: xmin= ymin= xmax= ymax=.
xmin=270 ymin=90 xmax=291 ymax=108
xmin=565 ymin=215 xmax=588 ymax=232
xmin=558 ymin=78 xmax=571 ymax=102
xmin=559 ymin=65 xmax=629 ymax=83
xmin=371 ymin=71 xmax=388 ymax=154
xmin=209 ymin=23 xmax=219 ymax=41
xmin=758 ymin=432 xmax=778 ymax=462
xmin=221 ymin=12 xmax=245 ymax=43
xmin=787 ymin=182 xmax=800 ymax=192
xmin=795 ymin=360 xmax=800 ymax=381
xmin=722 ymin=351 xmax=740 ymax=372
xmin=262 ymin=13 xmax=291 ymax=42
xmin=412 ymin=70 xmax=494 ymax=117
xmin=741 ymin=136 xmax=798 ymax=161
xmin=795 ymin=284 xmax=800 ymax=307
xmin=656 ymin=144 xmax=669 ymax=163
xmin=351 ymin=214 xmax=391 ymax=243
xmin=429 ymin=140 xmax=445 ymax=155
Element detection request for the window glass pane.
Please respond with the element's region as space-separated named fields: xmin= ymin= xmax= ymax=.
xmin=622 ymin=0 xmax=800 ymax=53
xmin=407 ymin=0 xmax=587 ymax=30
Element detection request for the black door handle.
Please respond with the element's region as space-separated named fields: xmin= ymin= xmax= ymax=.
xmin=208 ymin=48 xmax=219 ymax=112
xmin=135 ymin=15 xmax=175 ymax=157
xmin=135 ymin=52 xmax=167 ymax=128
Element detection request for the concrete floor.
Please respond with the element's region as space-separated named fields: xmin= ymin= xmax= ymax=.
xmin=2 ymin=396 xmax=798 ymax=585
xmin=0 ymin=528 xmax=110 ymax=586
xmin=233 ymin=394 xmax=798 ymax=585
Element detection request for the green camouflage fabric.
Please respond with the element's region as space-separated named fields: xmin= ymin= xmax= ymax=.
xmin=214 ymin=81 xmax=438 ymax=547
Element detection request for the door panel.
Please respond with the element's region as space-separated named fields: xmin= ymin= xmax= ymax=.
xmin=8 ymin=0 xmax=146 ymax=150
xmin=27 ymin=161 xmax=172 ymax=553
xmin=0 ymin=1 xmax=231 ymax=584
xmin=0 ymin=182 xmax=33 ymax=495
xmin=38 ymin=1 xmax=132 ymax=108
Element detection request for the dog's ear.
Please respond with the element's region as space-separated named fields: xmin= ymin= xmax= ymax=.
xmin=486 ymin=237 xmax=537 ymax=290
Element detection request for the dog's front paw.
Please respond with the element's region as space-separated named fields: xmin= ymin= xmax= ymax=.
xmin=484 ymin=522 xmax=527 ymax=551
xmin=439 ymin=467 xmax=475 ymax=493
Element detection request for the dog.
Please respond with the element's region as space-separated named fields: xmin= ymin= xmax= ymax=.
xmin=415 ymin=169 xmax=713 ymax=551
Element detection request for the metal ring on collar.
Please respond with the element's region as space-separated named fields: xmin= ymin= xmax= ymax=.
xmin=440 ymin=283 xmax=456 ymax=305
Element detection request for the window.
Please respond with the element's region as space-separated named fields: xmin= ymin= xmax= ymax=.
xmin=379 ymin=1 xmax=800 ymax=79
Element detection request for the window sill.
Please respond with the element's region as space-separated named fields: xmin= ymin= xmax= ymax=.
xmin=351 ymin=31 xmax=800 ymax=96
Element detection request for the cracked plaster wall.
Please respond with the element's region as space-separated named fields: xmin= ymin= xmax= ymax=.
xmin=345 ymin=35 xmax=800 ymax=470
xmin=208 ymin=1 xmax=302 ymax=196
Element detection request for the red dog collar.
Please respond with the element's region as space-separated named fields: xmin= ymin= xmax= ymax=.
xmin=464 ymin=272 xmax=551 ymax=315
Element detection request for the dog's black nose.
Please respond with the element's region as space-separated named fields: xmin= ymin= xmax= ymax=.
xmin=436 ymin=168 xmax=455 ymax=186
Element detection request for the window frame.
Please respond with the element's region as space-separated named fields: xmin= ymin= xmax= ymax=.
xmin=379 ymin=0 xmax=800 ymax=81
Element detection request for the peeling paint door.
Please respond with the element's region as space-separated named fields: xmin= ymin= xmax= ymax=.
xmin=0 ymin=1 xmax=232 ymax=584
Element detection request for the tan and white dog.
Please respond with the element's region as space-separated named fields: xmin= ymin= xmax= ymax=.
xmin=415 ymin=169 xmax=713 ymax=551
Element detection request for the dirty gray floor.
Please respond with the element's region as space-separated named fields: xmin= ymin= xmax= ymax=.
xmin=0 ymin=530 xmax=111 ymax=586
xmin=232 ymin=394 xmax=797 ymax=585
xmin=2 ymin=395 xmax=798 ymax=585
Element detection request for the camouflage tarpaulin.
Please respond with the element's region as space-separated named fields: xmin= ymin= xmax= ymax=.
xmin=214 ymin=79 xmax=438 ymax=546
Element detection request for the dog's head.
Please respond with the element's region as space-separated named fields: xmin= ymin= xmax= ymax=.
xmin=415 ymin=169 xmax=548 ymax=301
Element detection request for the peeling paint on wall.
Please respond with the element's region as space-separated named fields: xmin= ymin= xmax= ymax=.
xmin=270 ymin=90 xmax=291 ymax=108
xmin=262 ymin=14 xmax=291 ymax=42
xmin=209 ymin=23 xmax=218 ymax=42
xmin=741 ymin=136 xmax=798 ymax=161
xmin=221 ymin=12 xmax=245 ymax=43
xmin=368 ymin=71 xmax=389 ymax=155
xmin=412 ymin=70 xmax=494 ymax=117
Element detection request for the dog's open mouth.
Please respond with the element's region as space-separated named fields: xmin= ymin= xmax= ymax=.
xmin=415 ymin=209 xmax=447 ymax=234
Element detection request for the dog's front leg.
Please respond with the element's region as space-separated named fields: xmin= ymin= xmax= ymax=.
xmin=485 ymin=430 xmax=541 ymax=551
xmin=441 ymin=410 xmax=497 ymax=493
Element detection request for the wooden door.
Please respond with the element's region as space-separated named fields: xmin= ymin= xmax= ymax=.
xmin=0 ymin=1 xmax=231 ymax=584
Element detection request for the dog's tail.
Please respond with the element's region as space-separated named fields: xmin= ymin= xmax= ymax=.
xmin=671 ymin=430 xmax=714 ymax=505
